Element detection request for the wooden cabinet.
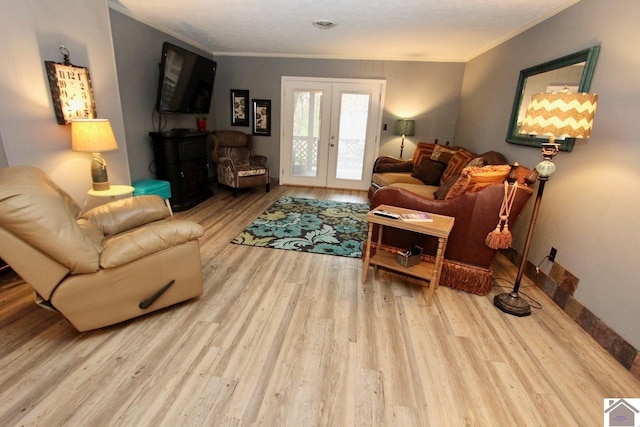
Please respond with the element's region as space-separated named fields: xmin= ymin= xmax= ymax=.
xmin=149 ymin=131 xmax=212 ymax=211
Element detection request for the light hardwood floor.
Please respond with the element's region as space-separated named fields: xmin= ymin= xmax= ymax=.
xmin=1 ymin=184 xmax=638 ymax=426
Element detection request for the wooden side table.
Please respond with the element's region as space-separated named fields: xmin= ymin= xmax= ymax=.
xmin=362 ymin=204 xmax=454 ymax=305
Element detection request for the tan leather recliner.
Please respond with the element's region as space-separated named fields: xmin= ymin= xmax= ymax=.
xmin=0 ymin=166 xmax=205 ymax=331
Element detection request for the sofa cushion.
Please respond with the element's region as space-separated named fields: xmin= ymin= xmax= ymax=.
xmin=411 ymin=159 xmax=446 ymax=185
xmin=372 ymin=172 xmax=424 ymax=187
xmin=388 ymin=183 xmax=439 ymax=200
xmin=237 ymin=165 xmax=268 ymax=177
xmin=443 ymin=165 xmax=511 ymax=200
xmin=441 ymin=148 xmax=476 ymax=185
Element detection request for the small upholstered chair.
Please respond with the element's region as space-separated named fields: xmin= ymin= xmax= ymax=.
xmin=211 ymin=130 xmax=270 ymax=197
xmin=0 ymin=166 xmax=205 ymax=331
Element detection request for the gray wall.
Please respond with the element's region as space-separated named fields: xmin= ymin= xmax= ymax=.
xmin=455 ymin=0 xmax=640 ymax=348
xmin=211 ymin=57 xmax=465 ymax=175
xmin=0 ymin=0 xmax=130 ymax=205
xmin=109 ymin=8 xmax=465 ymax=180
xmin=109 ymin=10 xmax=213 ymax=182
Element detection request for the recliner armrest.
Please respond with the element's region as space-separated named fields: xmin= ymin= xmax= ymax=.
xmin=81 ymin=195 xmax=171 ymax=236
xmin=100 ymin=219 xmax=204 ymax=268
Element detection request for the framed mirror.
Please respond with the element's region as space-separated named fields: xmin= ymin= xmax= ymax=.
xmin=506 ymin=45 xmax=600 ymax=151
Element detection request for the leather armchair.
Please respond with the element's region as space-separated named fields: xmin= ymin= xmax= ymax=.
xmin=370 ymin=176 xmax=534 ymax=295
xmin=211 ymin=130 xmax=270 ymax=197
xmin=0 ymin=166 xmax=205 ymax=331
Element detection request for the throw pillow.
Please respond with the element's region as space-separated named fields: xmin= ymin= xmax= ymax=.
xmin=443 ymin=165 xmax=511 ymax=200
xmin=411 ymin=142 xmax=437 ymax=167
xmin=411 ymin=159 xmax=446 ymax=185
xmin=430 ymin=144 xmax=457 ymax=164
xmin=440 ymin=148 xmax=476 ymax=185
xmin=465 ymin=156 xmax=485 ymax=168
xmin=434 ymin=173 xmax=460 ymax=200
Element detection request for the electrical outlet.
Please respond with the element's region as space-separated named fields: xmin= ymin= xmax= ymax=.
xmin=549 ymin=247 xmax=557 ymax=262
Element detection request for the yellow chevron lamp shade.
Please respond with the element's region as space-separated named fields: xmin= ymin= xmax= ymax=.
xmin=520 ymin=92 xmax=598 ymax=141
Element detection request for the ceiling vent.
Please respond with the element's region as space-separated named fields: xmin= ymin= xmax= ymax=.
xmin=312 ymin=21 xmax=336 ymax=30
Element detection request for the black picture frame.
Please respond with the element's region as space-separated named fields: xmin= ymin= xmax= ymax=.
xmin=230 ymin=89 xmax=249 ymax=126
xmin=252 ymin=99 xmax=271 ymax=136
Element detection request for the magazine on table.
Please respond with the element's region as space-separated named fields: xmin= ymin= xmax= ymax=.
xmin=399 ymin=212 xmax=433 ymax=222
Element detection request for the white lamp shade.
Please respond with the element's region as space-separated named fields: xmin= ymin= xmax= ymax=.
xmin=71 ymin=119 xmax=118 ymax=152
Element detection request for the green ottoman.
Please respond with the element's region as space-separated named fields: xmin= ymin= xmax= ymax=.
xmin=132 ymin=179 xmax=172 ymax=214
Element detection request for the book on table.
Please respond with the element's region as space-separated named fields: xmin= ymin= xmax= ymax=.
xmin=399 ymin=212 xmax=433 ymax=222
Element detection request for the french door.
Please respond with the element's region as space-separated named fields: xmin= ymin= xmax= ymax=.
xmin=280 ymin=77 xmax=385 ymax=190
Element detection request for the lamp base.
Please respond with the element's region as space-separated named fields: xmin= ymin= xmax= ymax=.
xmin=494 ymin=292 xmax=531 ymax=317
xmin=90 ymin=152 xmax=110 ymax=191
xmin=92 ymin=181 xmax=111 ymax=191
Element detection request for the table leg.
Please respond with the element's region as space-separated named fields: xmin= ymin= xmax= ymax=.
xmin=426 ymin=236 xmax=447 ymax=306
xmin=362 ymin=222 xmax=374 ymax=284
xmin=374 ymin=224 xmax=384 ymax=275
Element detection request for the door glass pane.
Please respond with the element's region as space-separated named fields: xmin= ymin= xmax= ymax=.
xmin=336 ymin=93 xmax=369 ymax=180
xmin=292 ymin=90 xmax=322 ymax=177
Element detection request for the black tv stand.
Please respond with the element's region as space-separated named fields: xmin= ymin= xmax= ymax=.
xmin=149 ymin=130 xmax=212 ymax=211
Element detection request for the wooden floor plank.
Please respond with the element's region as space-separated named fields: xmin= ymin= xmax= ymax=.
xmin=0 ymin=184 xmax=638 ymax=426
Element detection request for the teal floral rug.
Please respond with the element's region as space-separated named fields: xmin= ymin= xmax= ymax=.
xmin=231 ymin=197 xmax=370 ymax=258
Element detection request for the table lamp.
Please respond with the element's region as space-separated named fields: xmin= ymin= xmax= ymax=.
xmin=394 ymin=119 xmax=415 ymax=159
xmin=71 ymin=119 xmax=119 ymax=191
xmin=494 ymin=92 xmax=598 ymax=316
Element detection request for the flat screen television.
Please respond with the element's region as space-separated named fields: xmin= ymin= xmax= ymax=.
xmin=155 ymin=42 xmax=217 ymax=114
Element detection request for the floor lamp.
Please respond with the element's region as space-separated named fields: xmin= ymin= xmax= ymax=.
xmin=494 ymin=92 xmax=598 ymax=316
xmin=394 ymin=119 xmax=415 ymax=159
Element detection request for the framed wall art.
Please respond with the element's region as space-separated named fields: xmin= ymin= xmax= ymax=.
xmin=252 ymin=99 xmax=271 ymax=136
xmin=45 ymin=61 xmax=97 ymax=125
xmin=230 ymin=89 xmax=249 ymax=126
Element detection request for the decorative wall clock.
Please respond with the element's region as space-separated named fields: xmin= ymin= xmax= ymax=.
xmin=45 ymin=46 xmax=97 ymax=125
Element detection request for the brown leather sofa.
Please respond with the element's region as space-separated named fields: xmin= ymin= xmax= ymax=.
xmin=369 ymin=141 xmax=509 ymax=199
xmin=370 ymin=165 xmax=535 ymax=295
xmin=0 ymin=166 xmax=205 ymax=331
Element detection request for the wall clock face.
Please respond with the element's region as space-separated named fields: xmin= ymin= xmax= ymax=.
xmin=45 ymin=61 xmax=97 ymax=125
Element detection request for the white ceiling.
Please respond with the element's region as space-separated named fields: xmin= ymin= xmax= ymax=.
xmin=109 ymin=0 xmax=579 ymax=62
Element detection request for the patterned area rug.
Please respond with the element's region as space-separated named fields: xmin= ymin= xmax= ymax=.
xmin=231 ymin=197 xmax=370 ymax=258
